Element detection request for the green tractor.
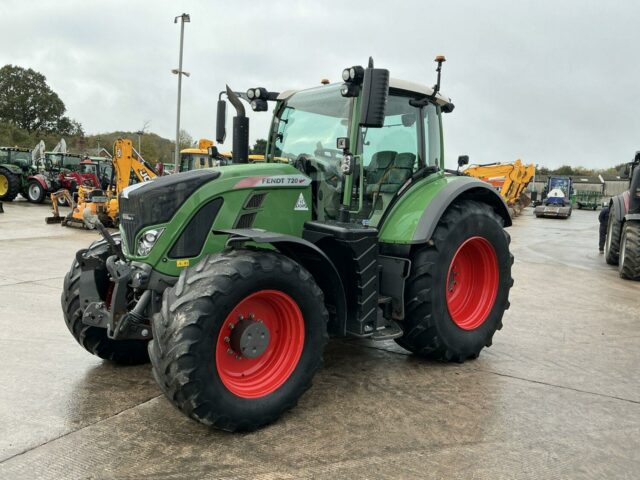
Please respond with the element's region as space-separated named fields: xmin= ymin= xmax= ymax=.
xmin=0 ymin=146 xmax=33 ymax=201
xmin=62 ymin=57 xmax=514 ymax=431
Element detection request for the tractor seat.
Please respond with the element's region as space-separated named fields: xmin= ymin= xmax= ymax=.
xmin=365 ymin=151 xmax=397 ymax=195
xmin=368 ymin=152 xmax=416 ymax=195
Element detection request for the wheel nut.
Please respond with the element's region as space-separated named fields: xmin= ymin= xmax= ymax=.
xmin=235 ymin=355 xmax=242 ymax=360
xmin=224 ymin=336 xmax=230 ymax=343
xmin=229 ymin=323 xmax=235 ymax=330
xmin=141 ymin=329 xmax=149 ymax=337
xmin=227 ymin=348 xmax=234 ymax=355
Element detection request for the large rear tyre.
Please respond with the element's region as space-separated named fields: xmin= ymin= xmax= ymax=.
xmin=396 ymin=200 xmax=513 ymax=362
xmin=605 ymin=203 xmax=622 ymax=265
xmin=27 ymin=180 xmax=46 ymax=203
xmin=150 ymin=249 xmax=329 ymax=431
xmin=61 ymin=235 xmax=150 ymax=364
xmin=619 ymin=221 xmax=640 ymax=280
xmin=0 ymin=167 xmax=20 ymax=201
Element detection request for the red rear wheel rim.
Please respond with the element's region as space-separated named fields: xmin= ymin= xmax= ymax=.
xmin=216 ymin=290 xmax=305 ymax=398
xmin=446 ymin=236 xmax=499 ymax=330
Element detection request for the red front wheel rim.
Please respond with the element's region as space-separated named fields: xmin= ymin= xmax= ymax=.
xmin=446 ymin=236 xmax=499 ymax=330
xmin=215 ymin=290 xmax=305 ymax=399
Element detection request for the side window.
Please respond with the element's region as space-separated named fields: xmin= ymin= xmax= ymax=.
xmin=361 ymin=95 xmax=420 ymax=171
xmin=423 ymin=104 xmax=441 ymax=167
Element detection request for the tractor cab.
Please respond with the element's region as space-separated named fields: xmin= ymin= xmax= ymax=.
xmin=178 ymin=139 xmax=221 ymax=173
xmin=268 ymin=79 xmax=446 ymax=224
xmin=0 ymin=147 xmax=33 ymax=172
xmin=81 ymin=157 xmax=113 ymax=189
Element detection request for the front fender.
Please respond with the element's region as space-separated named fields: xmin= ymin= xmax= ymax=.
xmin=610 ymin=193 xmax=628 ymax=222
xmin=216 ymin=228 xmax=348 ymax=336
xmin=27 ymin=174 xmax=50 ymax=190
xmin=378 ymin=175 xmax=511 ymax=244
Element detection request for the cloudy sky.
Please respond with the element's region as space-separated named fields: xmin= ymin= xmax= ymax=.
xmin=1 ymin=0 xmax=638 ymax=169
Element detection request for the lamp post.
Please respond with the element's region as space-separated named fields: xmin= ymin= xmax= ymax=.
xmin=172 ymin=13 xmax=191 ymax=165
xmin=135 ymin=130 xmax=144 ymax=157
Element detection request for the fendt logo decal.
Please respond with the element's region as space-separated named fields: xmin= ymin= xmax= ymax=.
xmin=234 ymin=175 xmax=311 ymax=189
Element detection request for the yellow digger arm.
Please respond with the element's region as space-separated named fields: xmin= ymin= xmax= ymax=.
xmin=112 ymin=139 xmax=157 ymax=194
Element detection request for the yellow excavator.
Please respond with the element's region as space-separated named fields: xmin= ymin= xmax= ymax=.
xmin=47 ymin=139 xmax=157 ymax=228
xmin=464 ymin=159 xmax=536 ymax=217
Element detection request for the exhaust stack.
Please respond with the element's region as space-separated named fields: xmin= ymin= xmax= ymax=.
xmin=225 ymin=85 xmax=249 ymax=164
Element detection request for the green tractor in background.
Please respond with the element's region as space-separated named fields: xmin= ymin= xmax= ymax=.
xmin=62 ymin=57 xmax=514 ymax=431
xmin=0 ymin=146 xmax=34 ymax=201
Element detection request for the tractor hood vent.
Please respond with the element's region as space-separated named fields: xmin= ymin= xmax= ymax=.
xmin=119 ymin=169 xmax=220 ymax=252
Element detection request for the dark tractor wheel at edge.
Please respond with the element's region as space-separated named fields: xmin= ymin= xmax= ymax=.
xmin=149 ymin=249 xmax=329 ymax=432
xmin=61 ymin=235 xmax=150 ymax=365
xmin=619 ymin=221 xmax=640 ymax=280
xmin=605 ymin=202 xmax=622 ymax=265
xmin=396 ymin=200 xmax=513 ymax=362
xmin=0 ymin=167 xmax=20 ymax=202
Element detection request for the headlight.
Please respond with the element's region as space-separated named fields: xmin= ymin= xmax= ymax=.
xmin=246 ymin=88 xmax=255 ymax=99
xmin=137 ymin=228 xmax=164 ymax=256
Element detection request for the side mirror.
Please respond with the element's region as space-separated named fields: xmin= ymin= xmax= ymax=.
xmin=208 ymin=145 xmax=219 ymax=158
xmin=458 ymin=155 xmax=469 ymax=168
xmin=359 ymin=68 xmax=389 ymax=128
xmin=216 ymin=100 xmax=227 ymax=144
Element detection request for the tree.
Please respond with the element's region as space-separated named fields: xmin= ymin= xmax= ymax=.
xmin=554 ymin=165 xmax=574 ymax=176
xmin=0 ymin=65 xmax=74 ymax=133
xmin=56 ymin=116 xmax=84 ymax=136
xmin=178 ymin=129 xmax=193 ymax=150
xmin=251 ymin=138 xmax=267 ymax=155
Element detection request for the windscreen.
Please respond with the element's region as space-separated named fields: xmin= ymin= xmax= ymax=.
xmin=271 ymin=84 xmax=351 ymax=169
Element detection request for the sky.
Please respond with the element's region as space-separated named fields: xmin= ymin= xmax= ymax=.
xmin=1 ymin=0 xmax=638 ymax=170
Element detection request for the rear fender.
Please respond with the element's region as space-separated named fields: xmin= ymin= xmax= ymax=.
xmin=0 ymin=164 xmax=22 ymax=175
xmin=379 ymin=176 xmax=511 ymax=244
xmin=216 ymin=228 xmax=348 ymax=336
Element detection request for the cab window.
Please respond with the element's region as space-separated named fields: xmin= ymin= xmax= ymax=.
xmin=361 ymin=94 xmax=421 ymax=200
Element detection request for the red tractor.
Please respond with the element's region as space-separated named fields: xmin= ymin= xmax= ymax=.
xmin=26 ymin=151 xmax=100 ymax=204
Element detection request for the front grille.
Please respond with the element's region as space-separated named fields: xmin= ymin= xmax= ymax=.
xmin=118 ymin=169 xmax=219 ymax=254
xmin=119 ymin=196 xmax=141 ymax=253
xmin=235 ymin=212 xmax=256 ymax=229
xmin=244 ymin=193 xmax=266 ymax=209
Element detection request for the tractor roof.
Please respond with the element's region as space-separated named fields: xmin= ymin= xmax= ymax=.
xmin=278 ymin=78 xmax=452 ymax=107
xmin=0 ymin=146 xmax=30 ymax=152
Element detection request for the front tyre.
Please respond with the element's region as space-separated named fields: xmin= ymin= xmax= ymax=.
xmin=150 ymin=249 xmax=329 ymax=431
xmin=27 ymin=180 xmax=46 ymax=203
xmin=605 ymin=202 xmax=622 ymax=265
xmin=396 ymin=200 xmax=513 ymax=362
xmin=61 ymin=236 xmax=150 ymax=364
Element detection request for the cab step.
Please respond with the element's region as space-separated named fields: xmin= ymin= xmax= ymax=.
xmin=371 ymin=319 xmax=403 ymax=341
